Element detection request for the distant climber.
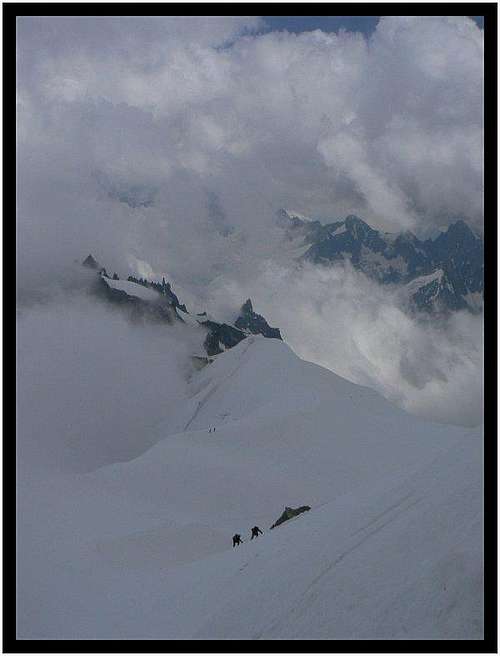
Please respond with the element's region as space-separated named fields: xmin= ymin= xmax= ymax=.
xmin=232 ymin=534 xmax=243 ymax=547
xmin=250 ymin=526 xmax=263 ymax=540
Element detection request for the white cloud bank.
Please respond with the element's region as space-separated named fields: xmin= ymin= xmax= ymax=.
xmin=205 ymin=262 xmax=483 ymax=427
xmin=17 ymin=15 xmax=484 ymax=426
xmin=17 ymin=296 xmax=203 ymax=472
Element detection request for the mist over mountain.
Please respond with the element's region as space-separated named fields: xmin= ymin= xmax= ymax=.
xmin=18 ymin=15 xmax=483 ymax=282
xmin=17 ymin=15 xmax=484 ymax=430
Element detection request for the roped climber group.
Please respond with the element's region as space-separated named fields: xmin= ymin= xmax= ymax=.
xmin=232 ymin=526 xmax=263 ymax=547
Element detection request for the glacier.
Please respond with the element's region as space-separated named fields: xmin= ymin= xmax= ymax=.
xmin=17 ymin=336 xmax=483 ymax=640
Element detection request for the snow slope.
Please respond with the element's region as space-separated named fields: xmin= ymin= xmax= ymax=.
xmin=104 ymin=277 xmax=161 ymax=302
xmin=405 ymin=269 xmax=445 ymax=295
xmin=17 ymin=337 xmax=483 ymax=640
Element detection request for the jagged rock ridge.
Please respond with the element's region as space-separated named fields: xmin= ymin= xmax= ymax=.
xmin=199 ymin=300 xmax=282 ymax=357
xmin=81 ymin=256 xmax=282 ymax=357
xmin=235 ymin=299 xmax=282 ymax=340
xmin=278 ymin=210 xmax=483 ymax=314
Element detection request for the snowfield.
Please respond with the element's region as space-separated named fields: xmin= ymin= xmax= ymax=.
xmin=103 ymin=277 xmax=161 ymax=302
xmin=405 ymin=269 xmax=445 ymax=295
xmin=17 ymin=337 xmax=483 ymax=640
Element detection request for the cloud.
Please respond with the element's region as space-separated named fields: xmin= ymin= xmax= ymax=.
xmin=204 ymin=261 xmax=483 ymax=427
xmin=17 ymin=293 xmax=203 ymax=472
xmin=17 ymin=15 xmax=483 ymax=244
xmin=16 ymin=15 xmax=483 ymax=427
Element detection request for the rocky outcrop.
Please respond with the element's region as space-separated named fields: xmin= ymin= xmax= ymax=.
xmin=96 ymin=276 xmax=176 ymax=325
xmin=201 ymin=319 xmax=247 ymax=356
xmin=278 ymin=210 xmax=483 ymax=314
xmin=201 ymin=300 xmax=282 ymax=356
xmin=235 ymin=299 xmax=282 ymax=340
xmin=82 ymin=254 xmax=100 ymax=270
xmin=81 ymin=257 xmax=283 ymax=357
xmin=270 ymin=505 xmax=311 ymax=529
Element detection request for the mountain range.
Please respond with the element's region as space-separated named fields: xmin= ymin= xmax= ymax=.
xmin=84 ymin=255 xmax=282 ymax=358
xmin=278 ymin=210 xmax=484 ymax=314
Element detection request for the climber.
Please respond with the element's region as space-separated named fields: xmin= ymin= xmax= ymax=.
xmin=250 ymin=526 xmax=263 ymax=540
xmin=232 ymin=534 xmax=243 ymax=547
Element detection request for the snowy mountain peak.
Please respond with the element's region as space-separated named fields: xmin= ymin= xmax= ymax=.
xmin=279 ymin=208 xmax=316 ymax=224
xmin=278 ymin=211 xmax=483 ymax=313
xmin=234 ymin=299 xmax=282 ymax=341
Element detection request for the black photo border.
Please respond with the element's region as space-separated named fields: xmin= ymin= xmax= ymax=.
xmin=4 ymin=3 xmax=497 ymax=653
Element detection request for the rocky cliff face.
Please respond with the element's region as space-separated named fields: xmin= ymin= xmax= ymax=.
xmin=234 ymin=299 xmax=282 ymax=340
xmin=82 ymin=256 xmax=282 ymax=357
xmin=199 ymin=299 xmax=282 ymax=357
xmin=279 ymin=210 xmax=483 ymax=314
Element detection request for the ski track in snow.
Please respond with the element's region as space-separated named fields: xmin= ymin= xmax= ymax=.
xmin=349 ymin=491 xmax=417 ymax=537
xmin=251 ymin=493 xmax=424 ymax=639
xmin=184 ymin=338 xmax=254 ymax=431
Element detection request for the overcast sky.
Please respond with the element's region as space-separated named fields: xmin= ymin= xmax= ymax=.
xmin=18 ymin=15 xmax=483 ymax=280
xmin=17 ymin=15 xmax=484 ymax=427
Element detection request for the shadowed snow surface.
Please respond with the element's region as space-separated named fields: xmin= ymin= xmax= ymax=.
xmin=17 ymin=337 xmax=482 ymax=639
xmin=104 ymin=277 xmax=162 ymax=302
